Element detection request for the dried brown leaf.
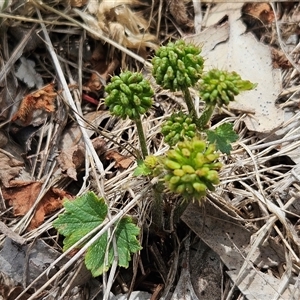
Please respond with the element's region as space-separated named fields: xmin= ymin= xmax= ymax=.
xmin=28 ymin=187 xmax=71 ymax=231
xmin=2 ymin=182 xmax=71 ymax=230
xmin=71 ymin=0 xmax=88 ymax=7
xmin=0 ymin=284 xmax=30 ymax=300
xmin=105 ymin=150 xmax=133 ymax=169
xmin=11 ymin=83 xmax=56 ymax=126
xmin=272 ymin=48 xmax=292 ymax=69
xmin=169 ymin=0 xmax=193 ymax=27
xmin=58 ymin=137 xmax=106 ymax=180
xmin=86 ymin=58 xmax=119 ymax=92
xmin=242 ymin=3 xmax=275 ymax=25
xmin=57 ymin=144 xmax=85 ymax=180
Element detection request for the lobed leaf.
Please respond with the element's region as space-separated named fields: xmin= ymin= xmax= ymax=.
xmin=206 ymin=123 xmax=238 ymax=155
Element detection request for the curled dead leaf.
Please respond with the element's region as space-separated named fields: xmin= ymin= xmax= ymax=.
xmin=2 ymin=182 xmax=72 ymax=230
xmin=272 ymin=48 xmax=292 ymax=69
xmin=242 ymin=3 xmax=275 ymax=25
xmin=11 ymin=83 xmax=56 ymax=126
xmin=105 ymin=150 xmax=133 ymax=169
xmin=86 ymin=59 xmax=119 ymax=92
xmin=71 ymin=0 xmax=88 ymax=7
xmin=86 ymin=73 xmax=105 ymax=92
xmin=58 ymin=144 xmax=85 ymax=180
xmin=58 ymin=137 xmax=106 ymax=180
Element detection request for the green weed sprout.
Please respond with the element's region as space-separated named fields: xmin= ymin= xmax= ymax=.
xmin=163 ymin=137 xmax=222 ymax=200
xmin=105 ymin=71 xmax=154 ymax=158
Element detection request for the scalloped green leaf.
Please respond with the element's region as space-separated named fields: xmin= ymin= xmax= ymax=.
xmin=53 ymin=192 xmax=142 ymax=277
xmin=53 ymin=192 xmax=108 ymax=251
xmin=133 ymin=160 xmax=152 ymax=176
xmin=206 ymin=123 xmax=238 ymax=155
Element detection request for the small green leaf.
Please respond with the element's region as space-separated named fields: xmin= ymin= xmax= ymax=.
xmin=85 ymin=217 xmax=142 ymax=277
xmin=237 ymin=80 xmax=257 ymax=91
xmin=206 ymin=123 xmax=238 ymax=154
xmin=53 ymin=192 xmax=142 ymax=277
xmin=133 ymin=160 xmax=152 ymax=176
xmin=114 ymin=217 xmax=142 ymax=268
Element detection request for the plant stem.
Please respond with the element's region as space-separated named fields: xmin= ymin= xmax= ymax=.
xmin=197 ymin=104 xmax=216 ymax=130
xmin=135 ymin=116 xmax=148 ymax=159
xmin=151 ymin=181 xmax=165 ymax=230
xmin=182 ymin=86 xmax=198 ymax=122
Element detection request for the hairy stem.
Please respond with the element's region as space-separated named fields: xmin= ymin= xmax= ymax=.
xmin=151 ymin=181 xmax=165 ymax=230
xmin=197 ymin=104 xmax=216 ymax=130
xmin=135 ymin=116 xmax=148 ymax=159
xmin=182 ymin=86 xmax=198 ymax=122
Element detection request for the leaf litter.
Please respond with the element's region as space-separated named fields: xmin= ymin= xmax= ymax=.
xmin=0 ymin=1 xmax=300 ymax=300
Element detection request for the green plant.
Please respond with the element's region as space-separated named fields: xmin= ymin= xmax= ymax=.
xmin=53 ymin=192 xmax=142 ymax=277
xmin=53 ymin=39 xmax=257 ymax=281
xmin=105 ymin=70 xmax=154 ymax=158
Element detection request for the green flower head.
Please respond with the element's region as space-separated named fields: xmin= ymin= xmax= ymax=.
xmin=161 ymin=112 xmax=197 ymax=146
xmin=163 ymin=137 xmax=222 ymax=200
xmin=152 ymin=40 xmax=204 ymax=91
xmin=105 ymin=71 xmax=154 ymax=120
xmin=199 ymin=69 xmax=257 ymax=107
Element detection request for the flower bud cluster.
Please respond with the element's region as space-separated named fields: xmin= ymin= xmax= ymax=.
xmin=152 ymin=40 xmax=204 ymax=91
xmin=105 ymin=71 xmax=154 ymax=120
xmin=199 ymin=69 xmax=256 ymax=106
xmin=163 ymin=138 xmax=222 ymax=199
xmin=161 ymin=112 xmax=196 ymax=146
xmin=144 ymin=155 xmax=163 ymax=177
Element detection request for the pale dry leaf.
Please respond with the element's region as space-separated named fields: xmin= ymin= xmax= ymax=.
xmin=59 ymin=111 xmax=110 ymax=150
xmin=181 ymin=202 xmax=295 ymax=299
xmin=189 ymin=240 xmax=222 ymax=299
xmin=15 ymin=57 xmax=44 ymax=89
xmin=0 ymin=238 xmax=68 ymax=290
xmin=79 ymin=0 xmax=158 ymax=54
xmin=171 ymin=239 xmax=200 ymax=300
xmin=0 ymin=152 xmax=24 ymax=188
xmin=186 ymin=3 xmax=284 ymax=133
xmin=227 ymin=269 xmax=300 ymax=300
